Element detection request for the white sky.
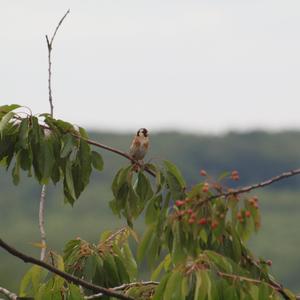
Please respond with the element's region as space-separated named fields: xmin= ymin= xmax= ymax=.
xmin=1 ymin=1 xmax=300 ymax=133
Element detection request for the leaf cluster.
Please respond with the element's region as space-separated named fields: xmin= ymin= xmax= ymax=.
xmin=0 ymin=105 xmax=103 ymax=205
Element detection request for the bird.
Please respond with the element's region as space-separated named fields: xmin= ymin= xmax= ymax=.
xmin=129 ymin=128 xmax=149 ymax=162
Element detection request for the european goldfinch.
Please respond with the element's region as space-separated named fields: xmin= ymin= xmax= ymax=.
xmin=129 ymin=128 xmax=149 ymax=161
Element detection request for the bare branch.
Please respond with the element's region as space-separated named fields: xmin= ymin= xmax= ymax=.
xmin=82 ymin=136 xmax=156 ymax=177
xmin=38 ymin=9 xmax=70 ymax=262
xmin=209 ymin=168 xmax=300 ymax=201
xmin=48 ymin=10 xmax=70 ymax=48
xmin=0 ymin=286 xmax=17 ymax=300
xmin=84 ymin=281 xmax=159 ymax=299
xmin=46 ymin=9 xmax=70 ymax=117
xmin=39 ymin=185 xmax=47 ymax=261
xmin=217 ymin=271 xmax=291 ymax=299
xmin=0 ymin=238 xmax=134 ymax=300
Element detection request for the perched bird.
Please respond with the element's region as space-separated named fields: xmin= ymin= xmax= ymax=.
xmin=129 ymin=128 xmax=149 ymax=162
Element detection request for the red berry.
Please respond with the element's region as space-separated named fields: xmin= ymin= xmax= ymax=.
xmin=202 ymin=182 xmax=209 ymax=193
xmin=211 ymin=221 xmax=219 ymax=230
xmin=200 ymin=169 xmax=207 ymax=176
xmin=245 ymin=210 xmax=251 ymax=218
xmin=175 ymin=200 xmax=184 ymax=207
xmin=236 ymin=212 xmax=242 ymax=219
xmin=187 ymin=209 xmax=193 ymax=215
xmin=198 ymin=218 xmax=207 ymax=225
xmin=188 ymin=218 xmax=195 ymax=224
xmin=177 ymin=211 xmax=185 ymax=217
xmin=266 ymin=260 xmax=272 ymax=266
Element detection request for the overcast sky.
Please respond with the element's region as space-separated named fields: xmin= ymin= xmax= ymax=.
xmin=1 ymin=1 xmax=300 ymax=133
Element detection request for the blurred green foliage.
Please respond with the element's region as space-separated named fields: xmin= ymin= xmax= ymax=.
xmin=1 ymin=130 xmax=300 ymax=294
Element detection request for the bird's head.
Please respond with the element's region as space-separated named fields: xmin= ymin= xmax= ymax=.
xmin=137 ymin=128 xmax=149 ymax=137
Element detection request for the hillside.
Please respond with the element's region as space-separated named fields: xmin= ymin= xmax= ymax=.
xmin=1 ymin=130 xmax=300 ymax=293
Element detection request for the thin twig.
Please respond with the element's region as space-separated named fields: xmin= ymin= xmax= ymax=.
xmin=0 ymin=286 xmax=17 ymax=300
xmin=217 ymin=271 xmax=291 ymax=299
xmin=208 ymin=168 xmax=300 ymax=201
xmin=100 ymin=227 xmax=128 ymax=245
xmin=39 ymin=185 xmax=47 ymax=261
xmin=46 ymin=9 xmax=70 ymax=116
xmin=0 ymin=238 xmax=134 ymax=300
xmin=84 ymin=281 xmax=159 ymax=299
xmin=38 ymin=9 xmax=70 ymax=262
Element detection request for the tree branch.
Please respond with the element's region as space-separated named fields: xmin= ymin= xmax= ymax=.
xmin=38 ymin=9 xmax=70 ymax=262
xmin=84 ymin=281 xmax=159 ymax=299
xmin=39 ymin=185 xmax=47 ymax=261
xmin=0 ymin=238 xmax=134 ymax=300
xmin=209 ymin=168 xmax=300 ymax=200
xmin=217 ymin=271 xmax=292 ymax=299
xmin=45 ymin=9 xmax=70 ymax=116
xmin=81 ymin=136 xmax=156 ymax=177
xmin=0 ymin=286 xmax=17 ymax=300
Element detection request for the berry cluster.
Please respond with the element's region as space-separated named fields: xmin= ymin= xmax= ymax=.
xmin=175 ymin=199 xmax=220 ymax=230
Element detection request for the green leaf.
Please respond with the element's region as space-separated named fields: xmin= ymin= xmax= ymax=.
xmin=31 ymin=116 xmax=42 ymax=144
xmin=0 ymin=104 xmax=20 ymax=115
xmin=199 ymin=271 xmax=211 ymax=300
xmin=145 ymin=195 xmax=161 ymax=225
xmin=204 ymin=251 xmax=233 ymax=273
xmin=64 ymin=160 xmax=76 ymax=201
xmin=231 ymin=229 xmax=242 ymax=262
xmin=19 ymin=148 xmax=32 ymax=171
xmin=78 ymin=126 xmax=89 ymax=138
xmin=36 ymin=278 xmax=61 ymax=300
xmin=12 ymin=153 xmax=21 ymax=185
xmin=84 ymin=254 xmax=98 ymax=281
xmin=60 ymin=133 xmax=75 ymax=158
xmin=164 ymin=160 xmax=186 ymax=188
xmin=181 ymin=276 xmax=189 ymax=298
xmin=0 ymin=111 xmax=15 ymax=136
xmin=151 ymin=255 xmax=170 ymax=281
xmin=114 ymin=255 xmax=130 ymax=283
xmin=152 ymin=274 xmax=171 ymax=300
xmin=17 ymin=118 xmax=30 ymax=149
xmin=49 ymin=253 xmax=65 ymax=290
xmin=112 ymin=166 xmax=132 ymax=198
xmin=171 ymin=222 xmax=186 ymax=264
xmin=91 ymin=150 xmax=104 ymax=171
xmin=69 ymin=284 xmax=84 ymax=300
xmin=224 ymin=285 xmax=239 ymax=300
xmin=258 ymin=282 xmax=271 ymax=300
xmin=122 ymin=243 xmax=138 ymax=279
xmin=103 ymin=253 xmax=120 ymax=286
xmin=54 ymin=119 xmax=74 ymax=132
xmin=77 ymin=139 xmax=92 ymax=186
xmin=137 ymin=225 xmax=155 ymax=263
xmin=40 ymin=139 xmax=55 ymax=184
xmin=64 ymin=239 xmax=81 ymax=261
xmin=163 ymin=270 xmax=184 ymax=300
xmin=19 ymin=265 xmax=46 ymax=296
xmin=135 ymin=171 xmax=153 ymax=202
